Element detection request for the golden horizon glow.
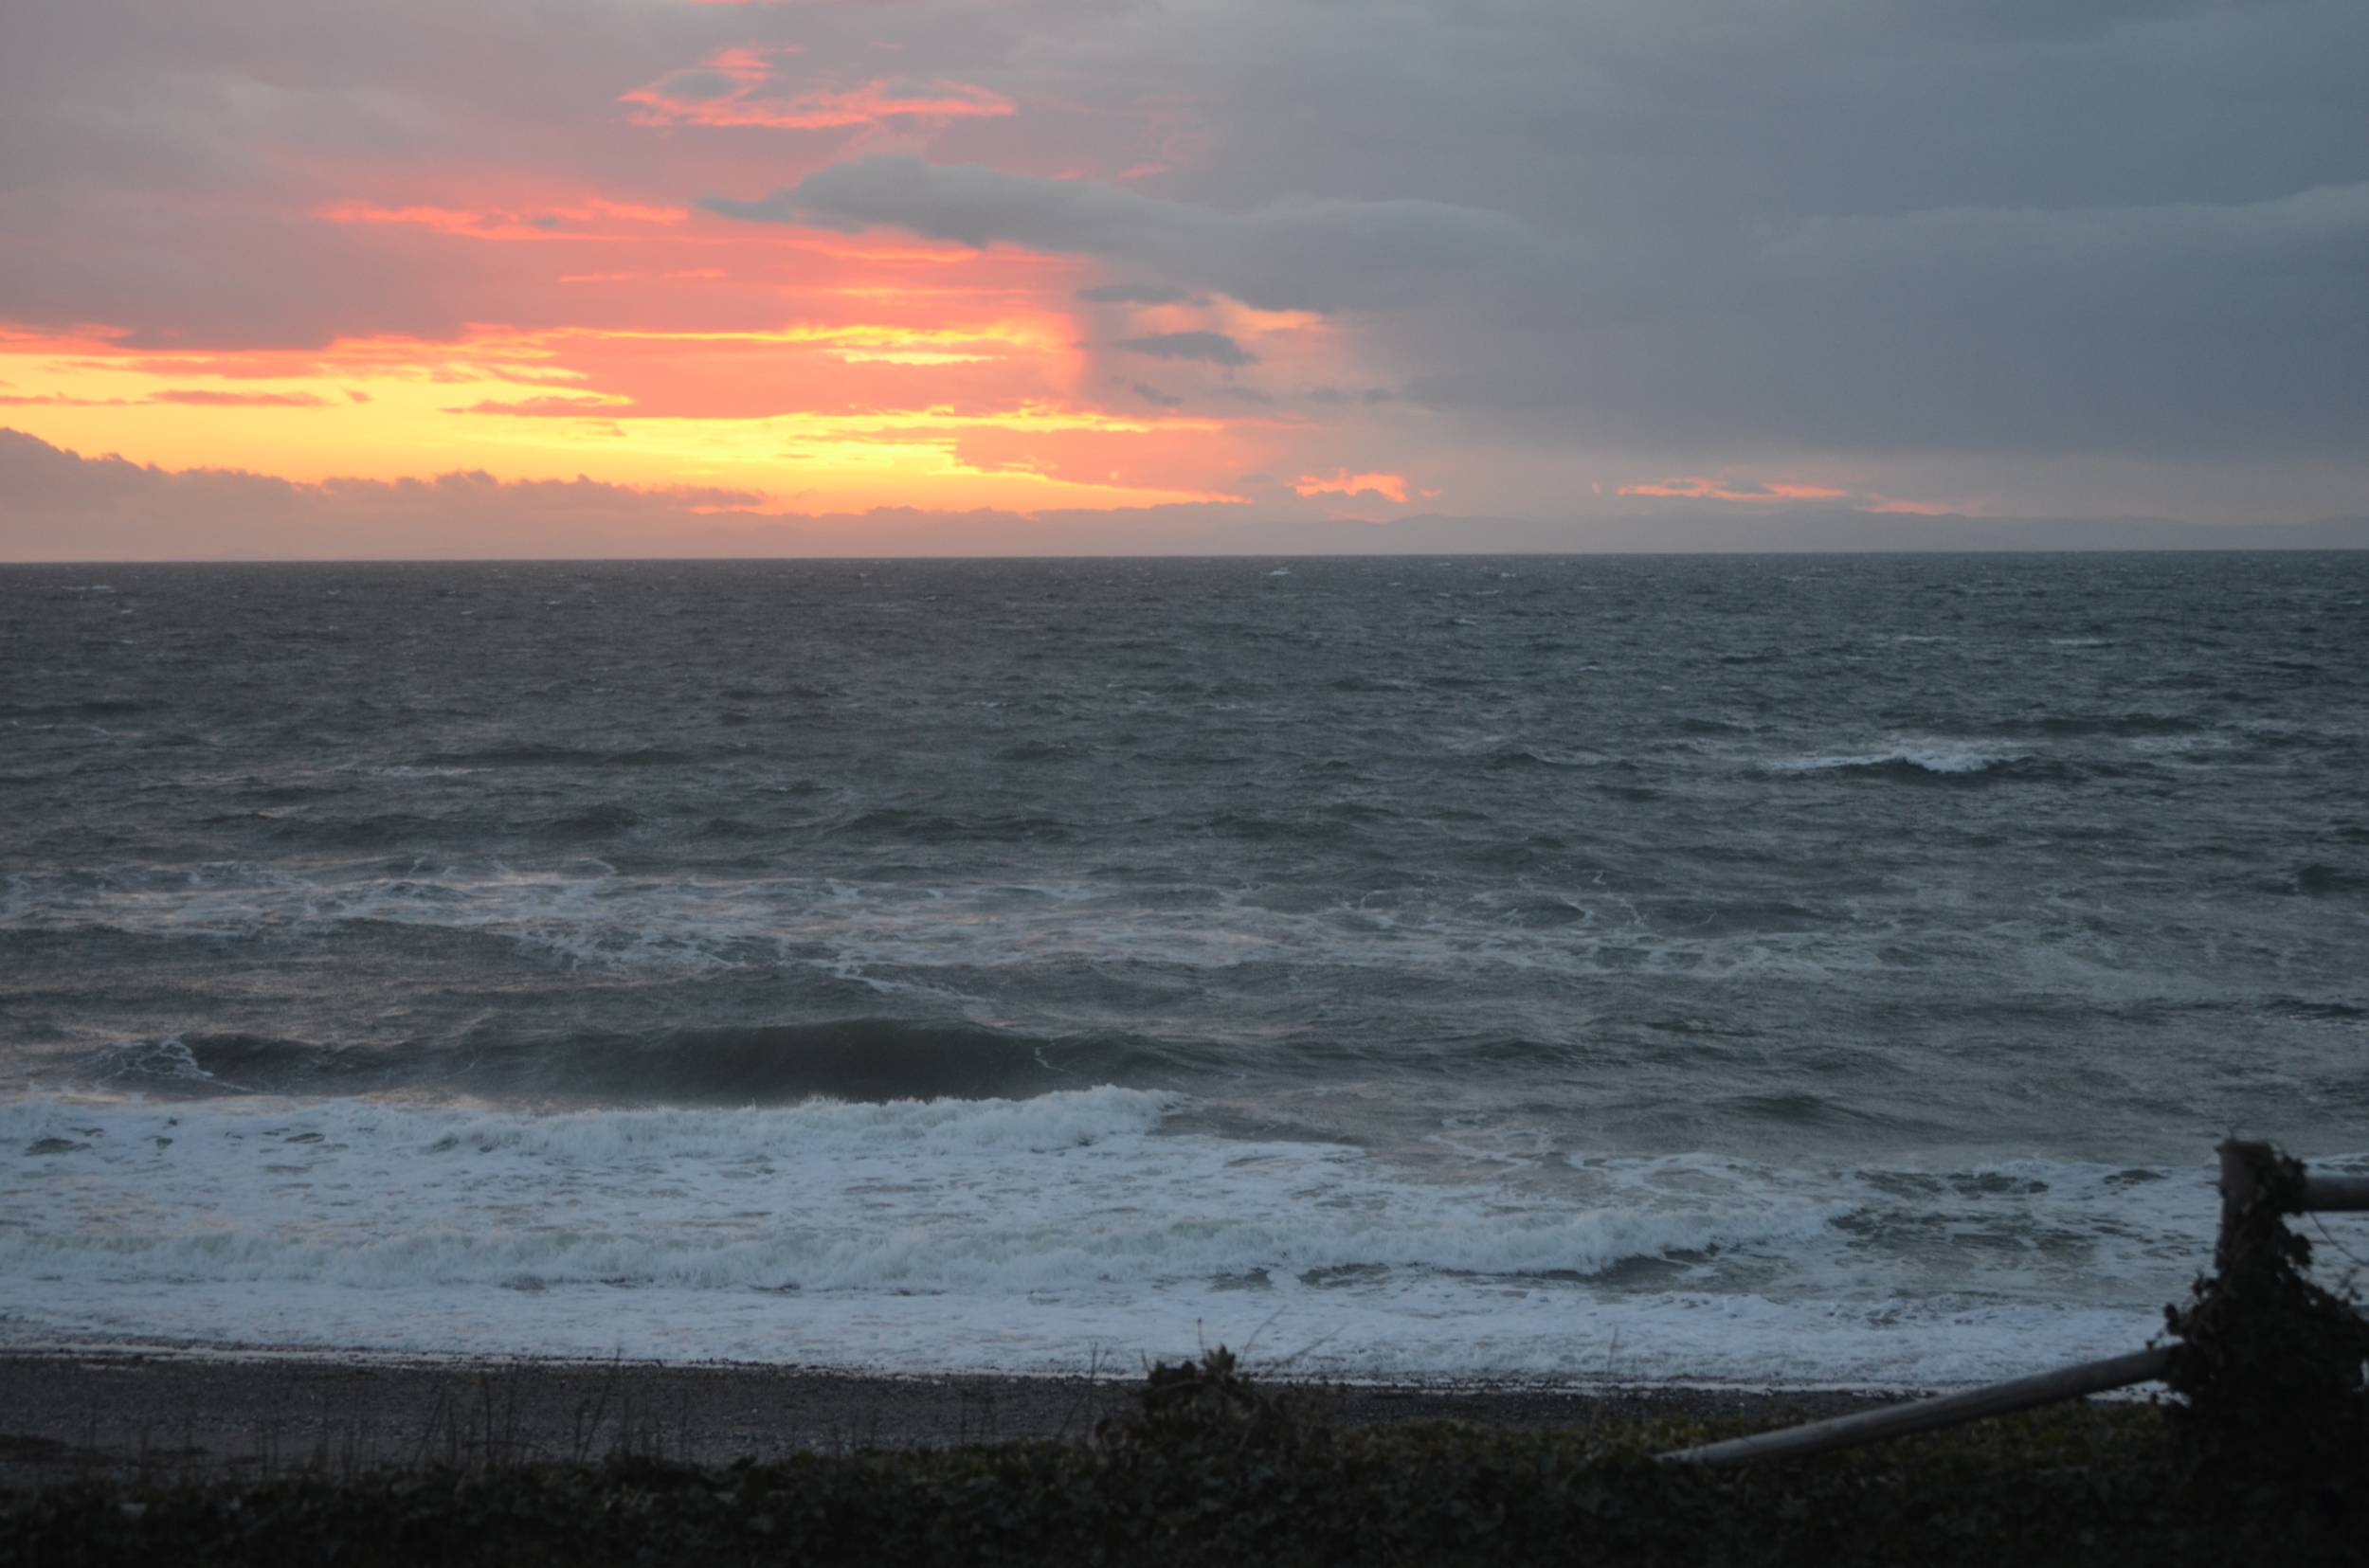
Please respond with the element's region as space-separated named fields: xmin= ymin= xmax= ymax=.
xmin=0 ymin=20 xmax=1655 ymax=544
xmin=0 ymin=306 xmax=1275 ymax=513
xmin=0 ymin=88 xmax=1378 ymax=537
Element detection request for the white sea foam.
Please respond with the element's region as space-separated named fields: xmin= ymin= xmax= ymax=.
xmin=2126 ymin=733 xmax=2233 ymax=757
xmin=1766 ymin=747 xmax=2024 ymax=776
xmin=87 ymin=1036 xmax=238 ymax=1090
xmin=0 ymin=1093 xmax=1825 ymax=1296
xmin=0 ymin=1093 xmax=2241 ymax=1385
xmin=0 ymin=861 xmax=1927 ymax=985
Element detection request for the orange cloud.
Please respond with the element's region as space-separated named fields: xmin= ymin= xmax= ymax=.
xmin=559 ymin=267 xmax=731 ymax=284
xmin=318 ymin=198 xmax=689 ymax=243
xmin=317 ymin=203 xmax=491 ymax=234
xmin=1619 ymin=473 xmax=1967 ymax=514
xmin=949 ymin=421 xmax=1254 ymax=503
xmin=790 ymin=239 xmax=995 ymax=264
xmin=1860 ymin=496 xmax=1964 ymax=515
xmin=1619 ymin=476 xmax=1850 ymax=502
xmin=623 ymin=49 xmax=1015 ymax=131
xmin=1295 ymin=469 xmax=1411 ymax=503
xmin=148 ymin=388 xmax=334 ymax=407
xmin=443 ymin=394 xmax=632 ymax=417
xmin=0 ymin=323 xmax=133 ymax=355
xmin=1 ymin=388 xmax=335 ymax=408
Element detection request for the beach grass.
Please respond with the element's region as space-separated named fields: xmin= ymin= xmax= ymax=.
xmin=4 ymin=1353 xmax=2360 ymax=1567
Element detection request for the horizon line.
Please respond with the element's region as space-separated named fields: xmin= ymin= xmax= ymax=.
xmin=7 ymin=542 xmax=2368 ymax=568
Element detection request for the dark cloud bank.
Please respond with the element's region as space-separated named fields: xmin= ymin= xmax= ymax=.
xmin=9 ymin=429 xmax=2362 ymax=560
xmin=697 ymin=0 xmax=2369 ymax=501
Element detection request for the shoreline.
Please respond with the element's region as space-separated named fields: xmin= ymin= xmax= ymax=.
xmin=0 ymin=1346 xmax=1917 ymax=1483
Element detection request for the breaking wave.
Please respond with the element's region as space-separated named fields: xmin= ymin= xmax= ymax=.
xmin=81 ymin=1019 xmax=1163 ymax=1105
xmin=0 ymin=1094 xmax=2249 ymax=1383
xmin=1764 ymin=747 xmax=2053 ymax=780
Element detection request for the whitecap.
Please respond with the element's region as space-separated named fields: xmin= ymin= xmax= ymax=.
xmin=0 ymin=1094 xmax=2241 ymax=1386
xmin=1765 ymin=748 xmax=2025 ymax=776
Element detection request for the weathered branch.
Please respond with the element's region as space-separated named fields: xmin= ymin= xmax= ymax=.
xmin=1663 ymin=1348 xmax=2172 ymax=1468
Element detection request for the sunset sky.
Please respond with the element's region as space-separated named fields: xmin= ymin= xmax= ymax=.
xmin=3 ymin=0 xmax=2365 ymax=557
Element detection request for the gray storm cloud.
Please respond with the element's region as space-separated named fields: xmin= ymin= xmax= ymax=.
xmin=1076 ymin=283 xmax=1193 ymax=305
xmin=1111 ymin=332 xmax=1257 ymax=367
xmin=703 ymin=157 xmax=1549 ymax=314
xmin=0 ymin=429 xmax=765 ymax=561
xmin=707 ymin=146 xmax=2369 ymax=460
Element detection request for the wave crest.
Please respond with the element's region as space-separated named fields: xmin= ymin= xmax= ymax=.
xmin=81 ymin=1018 xmax=1160 ymax=1105
xmin=1765 ymin=748 xmax=2045 ymax=780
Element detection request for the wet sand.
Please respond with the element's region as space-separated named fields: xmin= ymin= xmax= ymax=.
xmin=0 ymin=1349 xmax=1908 ymax=1484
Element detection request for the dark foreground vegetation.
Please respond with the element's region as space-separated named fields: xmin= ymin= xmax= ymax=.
xmin=8 ymin=1144 xmax=2364 ymax=1566
xmin=2 ymin=1364 xmax=2362 ymax=1568
xmin=0 ymin=1374 xmax=2350 ymax=1563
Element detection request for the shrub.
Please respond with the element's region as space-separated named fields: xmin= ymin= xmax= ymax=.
xmin=2162 ymin=1141 xmax=2369 ymax=1477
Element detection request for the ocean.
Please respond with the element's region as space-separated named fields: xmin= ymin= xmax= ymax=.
xmin=3 ymin=553 xmax=2364 ymax=1385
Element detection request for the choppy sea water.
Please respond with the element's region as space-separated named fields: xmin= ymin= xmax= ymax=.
xmin=3 ymin=554 xmax=2364 ymax=1384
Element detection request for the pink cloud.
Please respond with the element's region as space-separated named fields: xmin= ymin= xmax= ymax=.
xmin=1619 ymin=476 xmax=1850 ymax=503
xmin=1619 ymin=472 xmax=1970 ymax=515
xmin=1294 ymin=469 xmax=1411 ymax=503
xmin=624 ymin=49 xmax=1014 ymax=131
xmin=1859 ymin=496 xmax=1966 ymax=516
xmin=316 ymin=198 xmax=688 ymax=243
